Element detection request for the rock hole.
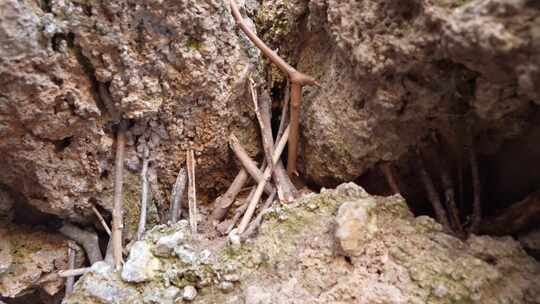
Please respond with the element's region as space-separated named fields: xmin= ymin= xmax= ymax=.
xmin=53 ymin=136 xmax=73 ymax=152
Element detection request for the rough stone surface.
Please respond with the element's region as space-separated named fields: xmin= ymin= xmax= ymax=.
xmin=254 ymin=0 xmax=540 ymax=184
xmin=0 ymin=221 xmax=84 ymax=299
xmin=520 ymin=228 xmax=540 ymax=259
xmin=0 ymin=0 xmax=262 ymax=224
xmin=66 ymin=183 xmax=540 ymax=304
xmin=121 ymin=241 xmax=161 ymax=283
xmin=335 ymin=196 xmax=378 ymax=257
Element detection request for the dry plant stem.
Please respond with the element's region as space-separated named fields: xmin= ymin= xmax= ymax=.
xmin=229 ymin=134 xmax=274 ymax=195
xmin=58 ymin=268 xmax=91 ymax=277
xmin=249 ymin=79 xmax=274 ymax=170
xmin=186 ymin=150 xmax=197 ymax=236
xmin=469 ymin=140 xmax=482 ymax=233
xmin=137 ymin=149 xmax=150 ymax=240
xmin=229 ymin=0 xmax=318 ymax=177
xmin=237 ymin=125 xmax=290 ymax=234
xmin=212 ymin=169 xmax=249 ymax=221
xmin=91 ymin=205 xmax=111 ymax=236
xmin=226 ymin=189 xmax=254 ymax=234
xmin=65 ymin=246 xmax=76 ymax=294
xmin=380 ymin=163 xmax=400 ymax=194
xmin=438 ymin=160 xmax=463 ymax=235
xmin=241 ymin=190 xmax=276 ymax=240
xmin=59 ymin=223 xmax=103 ymax=264
xmin=170 ymin=167 xmax=187 ymax=223
xmin=112 ymin=120 xmax=127 ymax=271
xmin=416 ymin=153 xmax=453 ymax=233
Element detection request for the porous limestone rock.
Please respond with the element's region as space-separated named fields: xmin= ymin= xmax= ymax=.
xmin=335 ymin=197 xmax=378 ymax=257
xmin=255 ymin=0 xmax=540 ymax=184
xmin=121 ymin=241 xmax=161 ymax=283
xmin=66 ymin=183 xmax=540 ymax=304
xmin=0 ymin=221 xmax=84 ymax=300
xmin=0 ymin=0 xmax=262 ymax=224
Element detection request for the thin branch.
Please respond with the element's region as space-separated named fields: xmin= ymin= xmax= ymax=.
xmin=59 ymin=223 xmax=103 ymax=264
xmin=65 ymin=245 xmax=76 ymax=294
xmin=137 ymin=148 xmax=151 ymax=240
xmin=380 ymin=163 xmax=400 ymax=194
xmin=58 ymin=268 xmax=91 ymax=277
xmin=91 ymin=205 xmax=111 ymax=236
xmin=469 ymin=138 xmax=482 ymax=233
xmin=170 ymin=167 xmax=187 ymax=223
xmin=229 ymin=0 xmax=319 ymax=178
xmin=112 ymin=120 xmax=127 ymax=271
xmin=416 ymin=150 xmax=453 ymax=233
xmin=226 ymin=188 xmax=254 ymax=234
xmin=212 ymin=169 xmax=249 ymax=222
xmin=249 ymin=78 xmax=274 ymax=170
xmin=186 ymin=150 xmax=197 ymax=236
xmin=229 ymin=134 xmax=274 ymax=195
xmin=437 ymin=156 xmax=463 ymax=236
xmin=241 ymin=190 xmax=276 ymax=240
xmin=237 ymin=125 xmax=290 ymax=234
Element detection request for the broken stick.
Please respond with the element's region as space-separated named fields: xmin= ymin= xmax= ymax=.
xmin=416 ymin=150 xmax=453 ymax=233
xmin=112 ymin=120 xmax=127 ymax=271
xmin=186 ymin=150 xmax=197 ymax=236
xmin=59 ymin=223 xmax=103 ymax=265
xmin=170 ymin=167 xmax=187 ymax=224
xmin=237 ymin=125 xmax=290 ymax=234
xmin=91 ymin=205 xmax=111 ymax=236
xmin=212 ymin=169 xmax=249 ymax=222
xmin=380 ymin=163 xmax=400 ymax=194
xmin=137 ymin=148 xmax=151 ymax=240
xmin=229 ymin=0 xmax=319 ymax=177
xmin=58 ymin=268 xmax=91 ymax=277
xmin=65 ymin=244 xmax=76 ymax=294
xmin=241 ymin=190 xmax=276 ymax=240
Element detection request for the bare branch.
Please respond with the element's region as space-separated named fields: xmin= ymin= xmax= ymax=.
xmin=65 ymin=245 xmax=76 ymax=294
xmin=58 ymin=268 xmax=91 ymax=277
xmin=416 ymin=150 xmax=453 ymax=233
xmin=212 ymin=169 xmax=249 ymax=222
xmin=137 ymin=148 xmax=151 ymax=240
xmin=112 ymin=120 xmax=127 ymax=271
xmin=59 ymin=223 xmax=103 ymax=264
xmin=469 ymin=138 xmax=482 ymax=233
xmin=380 ymin=163 xmax=400 ymax=194
xmin=91 ymin=205 xmax=111 ymax=237
xmin=229 ymin=134 xmax=274 ymax=194
xmin=237 ymin=125 xmax=290 ymax=234
xmin=170 ymin=167 xmax=187 ymax=224
xmin=241 ymin=190 xmax=276 ymax=240
xmin=186 ymin=150 xmax=197 ymax=236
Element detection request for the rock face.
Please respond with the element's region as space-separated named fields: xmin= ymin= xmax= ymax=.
xmin=255 ymin=0 xmax=540 ymax=184
xmin=0 ymin=0 xmax=261 ymax=223
xmin=0 ymin=221 xmax=84 ymax=300
xmin=65 ymin=184 xmax=540 ymax=304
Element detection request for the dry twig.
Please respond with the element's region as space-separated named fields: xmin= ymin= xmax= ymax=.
xmin=237 ymin=125 xmax=290 ymax=234
xmin=212 ymin=169 xmax=249 ymax=222
xmin=58 ymin=268 xmax=91 ymax=277
xmin=229 ymin=0 xmax=319 ymax=177
xmin=241 ymin=190 xmax=276 ymax=239
xmin=416 ymin=150 xmax=452 ymax=233
xmin=170 ymin=167 xmax=187 ymax=224
xmin=112 ymin=120 xmax=127 ymax=271
xmin=91 ymin=205 xmax=111 ymax=236
xmin=137 ymin=148 xmax=151 ymax=240
xmin=186 ymin=150 xmax=197 ymax=236
xmin=380 ymin=163 xmax=400 ymax=194
xmin=59 ymin=223 xmax=102 ymax=264
xmin=65 ymin=245 xmax=76 ymax=294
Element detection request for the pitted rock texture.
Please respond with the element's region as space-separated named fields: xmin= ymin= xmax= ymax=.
xmin=0 ymin=0 xmax=262 ymax=223
xmin=66 ymin=184 xmax=540 ymax=304
xmin=0 ymin=221 xmax=84 ymax=300
xmin=255 ymin=0 xmax=540 ymax=184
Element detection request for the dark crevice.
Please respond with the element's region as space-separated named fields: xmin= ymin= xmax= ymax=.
xmin=53 ymin=136 xmax=73 ymax=152
xmin=40 ymin=0 xmax=52 ymax=13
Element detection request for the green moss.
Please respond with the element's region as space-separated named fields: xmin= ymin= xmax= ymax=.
xmin=434 ymin=0 xmax=473 ymax=8
xmin=186 ymin=37 xmax=202 ymax=51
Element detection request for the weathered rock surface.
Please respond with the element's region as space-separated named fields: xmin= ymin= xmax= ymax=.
xmin=0 ymin=0 xmax=262 ymax=224
xmin=255 ymin=0 xmax=540 ymax=184
xmin=65 ymin=184 xmax=540 ymax=304
xmin=0 ymin=221 xmax=84 ymax=300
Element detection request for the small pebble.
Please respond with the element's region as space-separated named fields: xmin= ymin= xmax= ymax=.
xmin=228 ymin=229 xmax=241 ymax=246
xmin=218 ymin=281 xmax=235 ymax=293
xmin=183 ymin=285 xmax=197 ymax=301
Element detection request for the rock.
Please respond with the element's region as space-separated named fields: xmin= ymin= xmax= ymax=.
xmin=121 ymin=241 xmax=161 ymax=283
xmin=64 ymin=261 xmax=142 ymax=304
xmin=335 ymin=197 xmax=378 ymax=257
xmin=154 ymin=230 xmax=187 ymax=257
xmin=182 ymin=285 xmax=197 ymax=301
xmin=0 ymin=0 xmax=261 ymax=225
xmin=520 ymin=229 xmax=540 ymax=259
xmin=68 ymin=183 xmax=540 ymax=303
xmin=142 ymin=285 xmax=180 ymax=304
xmin=0 ymin=221 xmax=84 ymax=299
